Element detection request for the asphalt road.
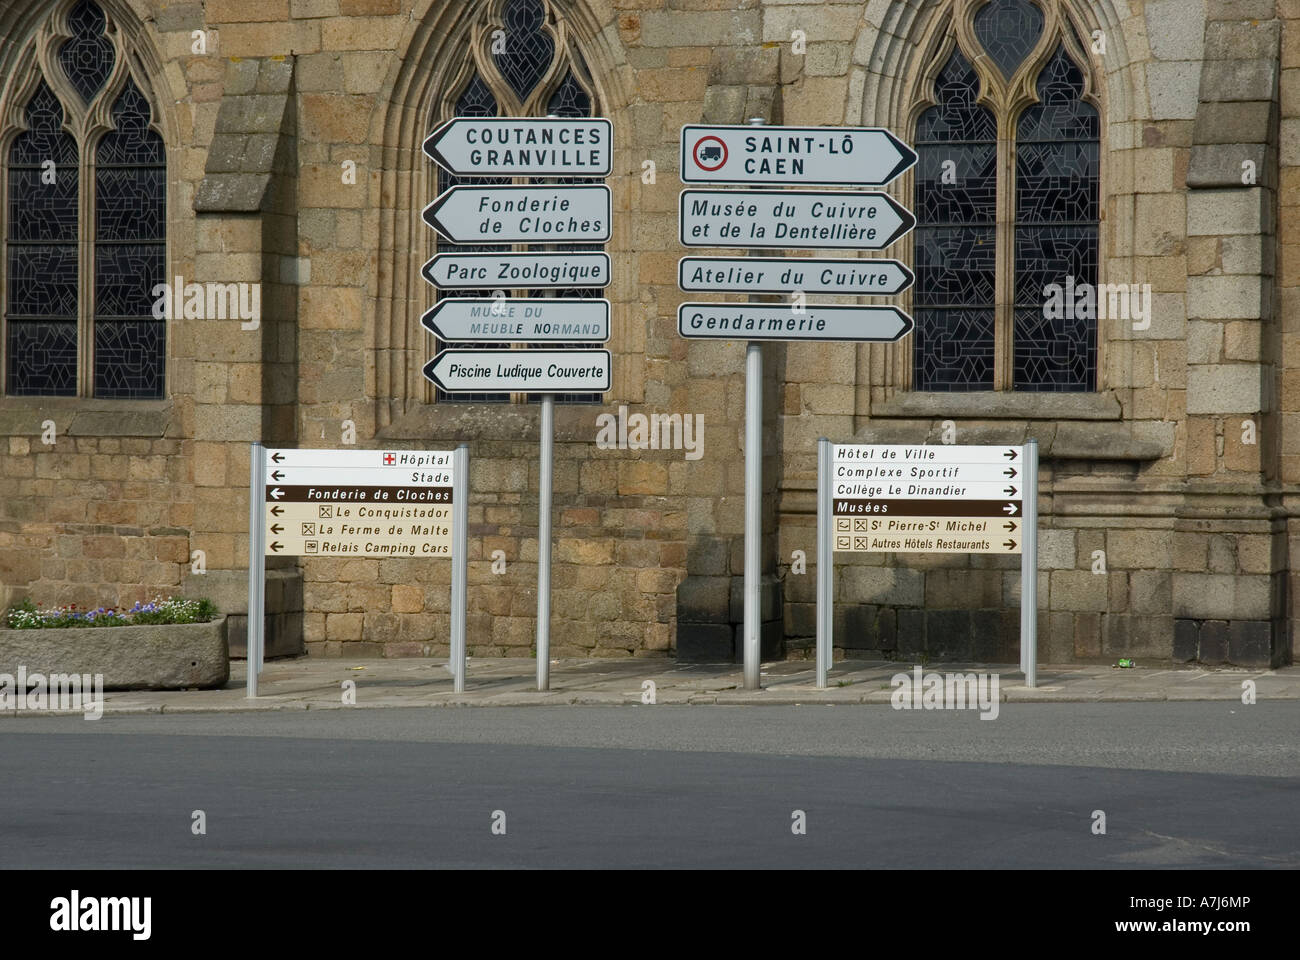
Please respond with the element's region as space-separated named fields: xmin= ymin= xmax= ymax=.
xmin=3 ymin=702 xmax=1297 ymax=868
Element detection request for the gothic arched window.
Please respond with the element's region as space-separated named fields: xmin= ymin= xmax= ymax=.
xmin=912 ymin=0 xmax=1099 ymax=392
xmin=2 ymin=0 xmax=166 ymax=398
xmin=428 ymin=0 xmax=602 ymax=404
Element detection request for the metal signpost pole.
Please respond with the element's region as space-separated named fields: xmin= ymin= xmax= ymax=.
xmin=1022 ymin=438 xmax=1039 ymax=688
xmin=537 ymin=394 xmax=554 ymax=692
xmin=742 ymin=116 xmax=765 ymax=692
xmin=816 ymin=438 xmax=832 ymax=689
xmin=451 ymin=442 xmax=469 ymax=693
xmin=743 ymin=342 xmax=762 ymax=690
xmin=246 ymin=443 xmax=265 ymax=698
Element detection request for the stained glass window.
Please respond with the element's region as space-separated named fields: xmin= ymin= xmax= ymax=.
xmin=6 ymin=82 xmax=79 ymax=395
xmin=913 ymin=51 xmax=996 ymax=391
xmin=59 ymin=0 xmax=115 ymax=104
xmin=1014 ymin=44 xmax=1098 ymax=391
xmin=430 ymin=0 xmax=602 ymax=405
xmin=494 ymin=0 xmax=555 ymax=103
xmin=912 ymin=6 xmax=1099 ymax=392
xmin=973 ymin=0 xmax=1044 ymax=80
xmin=3 ymin=0 xmax=167 ymax=399
xmin=95 ymin=79 xmax=166 ymax=398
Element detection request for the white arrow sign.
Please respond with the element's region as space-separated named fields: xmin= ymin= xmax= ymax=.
xmin=265 ymin=449 xmax=453 ymax=469
xmin=826 ymin=461 xmax=1022 ymax=484
xmin=424 ymin=117 xmax=612 ymax=177
xmin=422 ymin=252 xmax=611 ymax=290
xmin=265 ymin=467 xmax=453 ymax=486
xmin=423 ymin=184 xmax=611 ymax=244
xmin=677 ymin=303 xmax=913 ymax=342
xmin=833 ymin=444 xmax=1023 ymax=464
xmin=421 ymin=297 xmax=609 ymax=343
xmin=681 ymin=124 xmax=917 ymax=186
xmin=678 ymin=189 xmax=915 ymax=250
xmin=423 ymin=349 xmax=611 ymax=393
xmin=678 ymin=256 xmax=913 ymax=295
xmin=831 ymin=479 xmax=1022 ymax=500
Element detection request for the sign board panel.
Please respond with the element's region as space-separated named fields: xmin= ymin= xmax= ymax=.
xmin=261 ymin=449 xmax=455 ymax=557
xmin=680 ymin=124 xmax=917 ymax=186
xmin=423 ymin=348 xmax=611 ymax=393
xmin=424 ymin=117 xmax=612 ymax=177
xmin=677 ymin=302 xmax=913 ymax=343
xmin=678 ymin=256 xmax=913 ymax=296
xmin=831 ymin=444 xmax=1024 ymax=553
xmin=678 ymin=189 xmax=914 ymax=250
xmin=423 ymin=252 xmax=611 ymax=290
xmin=422 ymin=297 xmax=609 ymax=343
xmin=833 ymin=516 xmax=1021 ymax=554
xmin=423 ymin=184 xmax=611 ymax=245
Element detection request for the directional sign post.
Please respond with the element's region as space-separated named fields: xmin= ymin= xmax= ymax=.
xmin=679 ymin=189 xmax=915 ymax=250
xmin=675 ymin=118 xmax=919 ymax=691
xmin=423 ymin=348 xmax=611 ymax=394
xmin=424 ymin=117 xmax=612 ymax=177
xmin=425 ymin=114 xmax=616 ymax=694
xmin=422 ymin=297 xmax=609 ymax=343
xmin=681 ymin=124 xmax=917 ymax=185
xmin=423 ymin=184 xmax=611 ymax=245
xmin=815 ymin=441 xmax=1038 ymax=688
xmin=678 ymin=256 xmax=913 ymax=296
xmin=423 ymin=252 xmax=610 ymax=290
xmin=675 ymin=117 xmax=920 ymax=690
xmin=677 ymin=302 xmax=912 ymax=343
xmin=246 ymin=447 xmax=469 ymax=696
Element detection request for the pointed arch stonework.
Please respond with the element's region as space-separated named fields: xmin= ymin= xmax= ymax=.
xmin=849 ymin=0 xmax=1133 ymax=419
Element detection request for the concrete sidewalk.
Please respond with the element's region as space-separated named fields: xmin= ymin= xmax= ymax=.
xmin=4 ymin=657 xmax=1297 ymax=717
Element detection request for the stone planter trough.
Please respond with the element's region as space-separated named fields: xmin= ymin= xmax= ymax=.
xmin=0 ymin=616 xmax=229 ymax=690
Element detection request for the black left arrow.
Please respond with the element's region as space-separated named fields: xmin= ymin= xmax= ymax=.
xmin=270 ymin=505 xmax=284 ymax=517
xmin=270 ymin=524 xmax=284 ymax=534
xmin=271 ymin=452 xmax=285 ymax=463
xmin=271 ymin=470 xmax=285 ymax=481
xmin=269 ymin=542 xmax=283 ymax=552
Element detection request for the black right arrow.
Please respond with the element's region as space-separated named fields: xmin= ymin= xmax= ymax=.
xmin=1003 ymin=540 xmax=1017 ymax=550
xmin=1004 ymin=449 xmax=1018 ymax=459
xmin=1003 ymin=521 xmax=1017 ymax=532
xmin=1003 ymin=467 xmax=1017 ymax=478
xmin=1003 ymin=486 xmax=1018 ymax=496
